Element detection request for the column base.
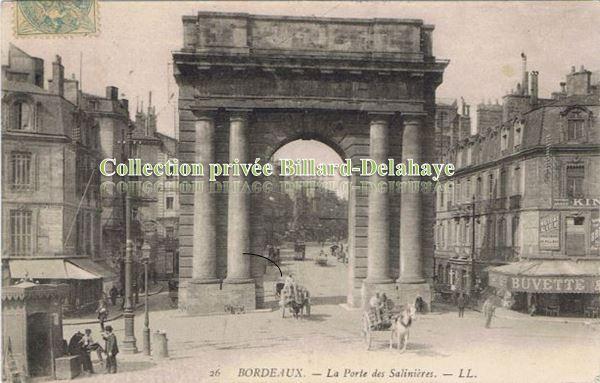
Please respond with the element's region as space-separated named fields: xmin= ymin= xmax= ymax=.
xmin=185 ymin=280 xmax=256 ymax=315
xmin=396 ymin=276 xmax=426 ymax=284
xmin=396 ymin=282 xmax=432 ymax=313
xmin=120 ymin=337 xmax=138 ymax=354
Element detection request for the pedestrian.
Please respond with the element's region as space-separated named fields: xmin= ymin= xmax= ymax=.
xmin=109 ymin=286 xmax=118 ymax=306
xmin=96 ymin=299 xmax=109 ymax=331
xmin=67 ymin=331 xmax=84 ymax=356
xmin=81 ymin=328 xmax=104 ymax=363
xmin=79 ymin=330 xmax=95 ymax=374
xmin=369 ymin=293 xmax=383 ymax=326
xmin=457 ymin=293 xmax=466 ymax=318
xmin=483 ymin=299 xmax=496 ymax=328
xmin=102 ymin=325 xmax=119 ymax=374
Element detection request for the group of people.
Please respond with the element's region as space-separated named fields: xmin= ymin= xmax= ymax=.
xmin=67 ymin=326 xmax=119 ymax=374
xmin=368 ymin=292 xmax=395 ymax=329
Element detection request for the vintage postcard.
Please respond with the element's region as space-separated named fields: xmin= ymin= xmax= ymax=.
xmin=1 ymin=1 xmax=599 ymax=383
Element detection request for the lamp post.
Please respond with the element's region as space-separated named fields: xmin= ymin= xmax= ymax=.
xmin=142 ymin=242 xmax=151 ymax=355
xmin=121 ymin=126 xmax=138 ymax=354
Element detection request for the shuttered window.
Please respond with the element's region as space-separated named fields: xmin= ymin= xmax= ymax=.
xmin=10 ymin=210 xmax=32 ymax=256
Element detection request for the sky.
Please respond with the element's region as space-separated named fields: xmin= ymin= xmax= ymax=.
xmin=2 ymin=1 xmax=599 ymax=146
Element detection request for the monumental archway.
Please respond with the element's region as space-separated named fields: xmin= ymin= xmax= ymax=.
xmin=173 ymin=12 xmax=447 ymax=314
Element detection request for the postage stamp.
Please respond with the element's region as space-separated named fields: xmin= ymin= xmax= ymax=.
xmin=15 ymin=0 xmax=99 ymax=37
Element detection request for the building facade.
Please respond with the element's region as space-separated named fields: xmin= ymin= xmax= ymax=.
xmin=435 ymin=57 xmax=600 ymax=317
xmin=1 ymin=45 xmax=109 ymax=312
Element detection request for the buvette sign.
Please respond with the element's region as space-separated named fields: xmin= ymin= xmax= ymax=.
xmin=489 ymin=273 xmax=600 ymax=293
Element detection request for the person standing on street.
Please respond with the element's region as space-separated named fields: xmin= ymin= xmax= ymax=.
xmin=103 ymin=326 xmax=119 ymax=374
xmin=483 ymin=299 xmax=496 ymax=328
xmin=96 ymin=299 xmax=109 ymax=331
xmin=457 ymin=293 xmax=466 ymax=318
xmin=109 ymin=286 xmax=118 ymax=306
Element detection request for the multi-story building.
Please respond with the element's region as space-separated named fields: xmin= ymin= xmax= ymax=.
xmin=129 ymin=94 xmax=180 ymax=279
xmin=434 ymin=56 xmax=600 ymax=317
xmin=1 ymin=45 xmax=112 ymax=312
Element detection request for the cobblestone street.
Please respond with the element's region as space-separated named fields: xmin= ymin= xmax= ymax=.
xmin=62 ymin=244 xmax=600 ymax=383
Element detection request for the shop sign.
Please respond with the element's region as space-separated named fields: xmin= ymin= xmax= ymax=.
xmin=490 ymin=273 xmax=600 ymax=293
xmin=553 ymin=198 xmax=600 ymax=208
xmin=539 ymin=212 xmax=560 ymax=250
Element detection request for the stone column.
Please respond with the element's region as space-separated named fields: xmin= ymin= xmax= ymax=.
xmin=366 ymin=115 xmax=393 ymax=283
xmin=398 ymin=115 xmax=425 ymax=284
xmin=191 ymin=111 xmax=218 ymax=283
xmin=225 ymin=111 xmax=253 ymax=283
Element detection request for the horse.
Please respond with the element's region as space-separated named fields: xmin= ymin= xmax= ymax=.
xmin=389 ymin=304 xmax=416 ymax=352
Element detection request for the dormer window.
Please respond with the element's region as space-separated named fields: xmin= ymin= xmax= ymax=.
xmin=567 ymin=118 xmax=584 ymax=141
xmin=501 ymin=131 xmax=508 ymax=151
xmin=514 ymin=120 xmax=523 ymax=147
xmin=13 ymin=101 xmax=33 ymax=130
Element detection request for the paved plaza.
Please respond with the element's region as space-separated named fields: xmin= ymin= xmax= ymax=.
xmin=63 ymin=245 xmax=600 ymax=383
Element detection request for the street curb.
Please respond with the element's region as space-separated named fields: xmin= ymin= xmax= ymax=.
xmin=170 ymin=307 xmax=276 ymax=318
xmin=64 ymin=286 xmax=164 ymax=326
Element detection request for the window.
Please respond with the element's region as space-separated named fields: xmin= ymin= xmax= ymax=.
xmin=498 ymin=217 xmax=507 ymax=247
xmin=10 ymin=210 xmax=32 ymax=256
xmin=566 ymin=216 xmax=586 ymax=256
xmin=165 ymin=227 xmax=174 ymax=239
xmin=476 ymin=176 xmax=482 ymax=200
xmin=514 ymin=121 xmax=523 ymax=147
xmin=464 ymin=178 xmax=471 ymax=202
xmin=10 ymin=152 xmax=33 ymax=190
xmin=13 ymin=101 xmax=32 ymax=130
xmin=567 ymin=119 xmax=584 ymax=141
xmin=499 ymin=169 xmax=507 ymax=198
xmin=166 ymin=197 xmax=174 ymax=210
xmin=566 ymin=165 xmax=584 ymax=198
xmin=501 ymin=132 xmax=508 ymax=151
xmin=513 ymin=167 xmax=521 ymax=194
xmin=488 ymin=173 xmax=495 ymax=199
xmin=512 ymin=216 xmax=520 ymax=247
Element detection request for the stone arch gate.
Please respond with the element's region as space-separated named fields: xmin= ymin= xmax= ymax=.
xmin=173 ymin=12 xmax=448 ymax=314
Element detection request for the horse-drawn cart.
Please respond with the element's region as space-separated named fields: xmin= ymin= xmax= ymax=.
xmin=293 ymin=242 xmax=306 ymax=261
xmin=279 ymin=285 xmax=311 ymax=319
xmin=361 ymin=305 xmax=414 ymax=351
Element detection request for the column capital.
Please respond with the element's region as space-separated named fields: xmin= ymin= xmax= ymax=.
xmin=227 ymin=108 xmax=253 ymax=122
xmin=191 ymin=108 xmax=218 ymax=120
xmin=402 ymin=113 xmax=426 ymax=125
xmin=367 ymin=111 xmax=395 ymax=125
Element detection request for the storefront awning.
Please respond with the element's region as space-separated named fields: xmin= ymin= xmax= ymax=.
xmin=9 ymin=259 xmax=100 ymax=280
xmin=488 ymin=260 xmax=600 ymax=294
xmin=69 ymin=258 xmax=117 ymax=281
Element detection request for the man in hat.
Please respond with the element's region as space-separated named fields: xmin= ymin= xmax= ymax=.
xmin=102 ymin=326 xmax=119 ymax=374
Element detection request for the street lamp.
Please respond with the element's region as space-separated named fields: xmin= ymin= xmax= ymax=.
xmin=121 ymin=126 xmax=138 ymax=354
xmin=141 ymin=242 xmax=151 ymax=356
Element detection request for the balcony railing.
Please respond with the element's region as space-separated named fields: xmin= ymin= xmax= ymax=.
xmin=478 ymin=246 xmax=518 ymax=262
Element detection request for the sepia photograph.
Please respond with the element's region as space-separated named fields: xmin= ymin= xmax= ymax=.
xmin=1 ymin=1 xmax=599 ymax=382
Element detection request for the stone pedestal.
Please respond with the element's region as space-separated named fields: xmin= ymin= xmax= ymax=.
xmin=185 ymin=280 xmax=256 ymax=315
xmin=55 ymin=355 xmax=80 ymax=380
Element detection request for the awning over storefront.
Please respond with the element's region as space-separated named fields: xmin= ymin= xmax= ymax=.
xmin=488 ymin=260 xmax=600 ymax=294
xmin=9 ymin=259 xmax=100 ymax=280
xmin=69 ymin=258 xmax=117 ymax=281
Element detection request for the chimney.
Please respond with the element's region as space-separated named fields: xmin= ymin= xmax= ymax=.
xmin=566 ymin=66 xmax=591 ymax=96
xmin=560 ymin=82 xmax=566 ymax=93
xmin=49 ymin=55 xmax=64 ymax=97
xmin=105 ymin=86 xmax=119 ymax=100
xmin=530 ymin=71 xmax=539 ymax=105
xmin=521 ymin=53 xmax=528 ymax=96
